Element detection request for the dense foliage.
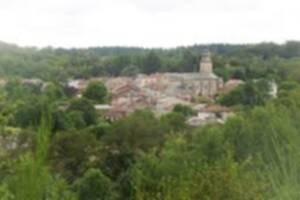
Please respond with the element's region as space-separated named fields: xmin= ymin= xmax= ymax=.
xmin=1 ymin=40 xmax=300 ymax=82
xmin=83 ymin=81 xmax=108 ymax=103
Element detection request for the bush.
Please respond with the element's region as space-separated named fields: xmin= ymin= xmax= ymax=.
xmin=68 ymin=98 xmax=97 ymax=126
xmin=173 ymin=104 xmax=196 ymax=117
xmin=160 ymin=112 xmax=187 ymax=132
xmin=74 ymin=169 xmax=116 ymax=200
xmin=83 ymin=81 xmax=107 ymax=103
xmin=49 ymin=132 xmax=102 ymax=182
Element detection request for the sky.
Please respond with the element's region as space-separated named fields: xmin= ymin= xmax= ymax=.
xmin=0 ymin=0 xmax=299 ymax=48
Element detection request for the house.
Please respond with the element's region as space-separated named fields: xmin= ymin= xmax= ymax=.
xmin=94 ymin=104 xmax=112 ymax=111
xmin=67 ymin=79 xmax=87 ymax=90
xmin=105 ymin=107 xmax=128 ymax=121
xmin=111 ymin=83 xmax=141 ymax=99
xmin=201 ymin=105 xmax=234 ymax=123
xmin=105 ymin=77 xmax=132 ymax=92
xmin=187 ymin=105 xmax=234 ymax=126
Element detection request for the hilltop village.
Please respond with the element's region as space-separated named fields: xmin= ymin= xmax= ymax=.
xmin=1 ymin=51 xmax=277 ymax=126
xmin=67 ymin=51 xmax=269 ymax=126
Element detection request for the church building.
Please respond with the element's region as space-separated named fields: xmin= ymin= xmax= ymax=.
xmin=197 ymin=51 xmax=223 ymax=96
xmin=165 ymin=50 xmax=223 ymax=98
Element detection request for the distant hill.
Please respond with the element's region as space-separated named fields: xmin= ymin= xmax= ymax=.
xmin=0 ymin=40 xmax=300 ymax=81
xmin=0 ymin=41 xmax=19 ymax=50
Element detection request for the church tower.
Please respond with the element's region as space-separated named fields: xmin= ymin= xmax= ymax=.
xmin=199 ymin=50 xmax=213 ymax=75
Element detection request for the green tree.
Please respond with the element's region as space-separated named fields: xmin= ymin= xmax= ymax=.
xmin=104 ymin=109 xmax=164 ymax=153
xmin=83 ymin=81 xmax=107 ymax=103
xmin=13 ymin=97 xmax=44 ymax=128
xmin=52 ymin=110 xmax=71 ymax=132
xmin=0 ymin=184 xmax=13 ymax=200
xmin=160 ymin=112 xmax=187 ymax=132
xmin=131 ymin=129 xmax=261 ymax=200
xmin=121 ymin=65 xmax=140 ymax=77
xmin=68 ymin=111 xmax=87 ymax=129
xmin=219 ymin=80 xmax=271 ymax=107
xmin=6 ymin=117 xmax=77 ymax=200
xmin=173 ymin=104 xmax=196 ymax=117
xmin=4 ymin=79 xmax=34 ymax=100
xmin=181 ymin=49 xmax=197 ymax=72
xmin=49 ymin=132 xmax=102 ymax=182
xmin=102 ymin=110 xmax=165 ymax=179
xmin=278 ymin=80 xmax=300 ymax=92
xmin=68 ymin=98 xmax=97 ymax=126
xmin=142 ymin=51 xmax=161 ymax=74
xmin=45 ymin=83 xmax=65 ymax=101
xmin=74 ymin=169 xmax=116 ymax=200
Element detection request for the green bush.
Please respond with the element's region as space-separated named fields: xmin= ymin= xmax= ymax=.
xmin=74 ymin=168 xmax=116 ymax=200
xmin=83 ymin=81 xmax=107 ymax=103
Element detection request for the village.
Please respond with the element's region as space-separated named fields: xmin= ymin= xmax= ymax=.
xmin=2 ymin=51 xmax=276 ymax=127
xmin=66 ymin=51 xmax=277 ymax=126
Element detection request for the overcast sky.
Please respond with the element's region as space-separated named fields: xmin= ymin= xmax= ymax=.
xmin=0 ymin=0 xmax=299 ymax=48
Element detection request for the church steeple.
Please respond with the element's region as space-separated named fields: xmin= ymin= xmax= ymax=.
xmin=199 ymin=50 xmax=213 ymax=75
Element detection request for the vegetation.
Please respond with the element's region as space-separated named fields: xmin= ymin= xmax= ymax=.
xmin=0 ymin=41 xmax=300 ymax=199
xmin=0 ymin=41 xmax=300 ymax=82
xmin=173 ymin=104 xmax=197 ymax=117
xmin=83 ymin=81 xmax=108 ymax=103
xmin=218 ymin=80 xmax=272 ymax=107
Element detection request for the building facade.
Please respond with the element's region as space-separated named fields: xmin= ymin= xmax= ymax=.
xmin=164 ymin=51 xmax=223 ymax=97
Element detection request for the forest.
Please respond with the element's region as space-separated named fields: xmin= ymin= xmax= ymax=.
xmin=1 ymin=41 xmax=300 ymax=199
xmin=1 ymin=40 xmax=300 ymax=81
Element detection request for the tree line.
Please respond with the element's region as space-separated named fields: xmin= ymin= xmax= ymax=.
xmin=1 ymin=41 xmax=300 ymax=82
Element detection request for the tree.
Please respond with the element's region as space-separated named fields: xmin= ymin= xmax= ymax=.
xmin=121 ymin=65 xmax=140 ymax=77
xmin=0 ymin=184 xmax=13 ymax=200
xmin=74 ymin=169 xmax=116 ymax=200
xmin=68 ymin=98 xmax=97 ymax=126
xmin=83 ymin=81 xmax=107 ymax=103
xmin=13 ymin=97 xmax=44 ymax=128
xmin=282 ymin=41 xmax=300 ymax=58
xmin=51 ymin=110 xmax=71 ymax=132
xmin=103 ymin=55 xmax=131 ymax=77
xmin=160 ymin=112 xmax=187 ymax=132
xmin=68 ymin=111 xmax=87 ymax=129
xmin=102 ymin=110 xmax=165 ymax=179
xmin=49 ymin=132 xmax=102 ymax=182
xmin=86 ymin=122 xmax=111 ymax=139
xmin=181 ymin=49 xmax=197 ymax=72
xmin=104 ymin=109 xmax=164 ymax=153
xmin=279 ymin=81 xmax=300 ymax=92
xmin=7 ymin=117 xmax=77 ymax=200
xmin=173 ymin=104 xmax=196 ymax=117
xmin=219 ymin=80 xmax=271 ymax=107
xmin=4 ymin=79 xmax=34 ymax=100
xmin=44 ymin=83 xmax=65 ymax=101
xmin=130 ymin=127 xmax=261 ymax=200
xmin=142 ymin=51 xmax=161 ymax=74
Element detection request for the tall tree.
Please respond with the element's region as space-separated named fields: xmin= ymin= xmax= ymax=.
xmin=181 ymin=49 xmax=198 ymax=72
xmin=142 ymin=51 xmax=161 ymax=74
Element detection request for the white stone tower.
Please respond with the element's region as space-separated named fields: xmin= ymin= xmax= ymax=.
xmin=199 ymin=50 xmax=213 ymax=75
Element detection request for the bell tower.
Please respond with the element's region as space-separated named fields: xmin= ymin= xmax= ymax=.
xmin=199 ymin=50 xmax=213 ymax=75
